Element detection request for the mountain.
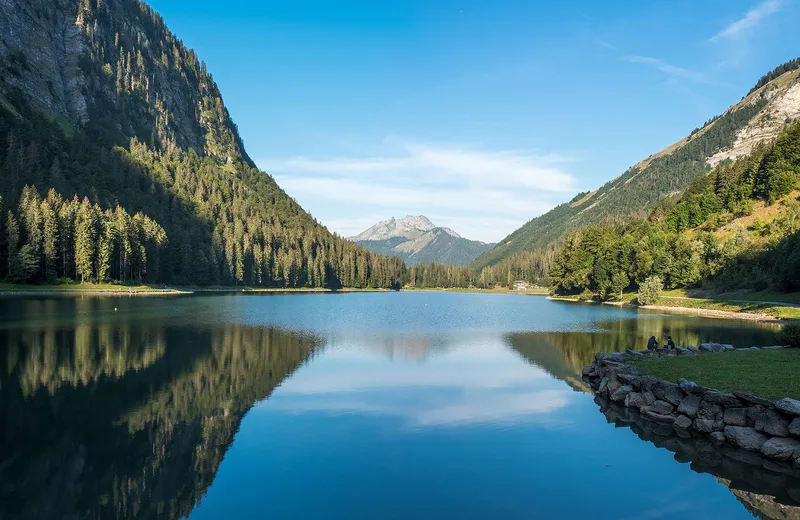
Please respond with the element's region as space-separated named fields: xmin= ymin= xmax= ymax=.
xmin=473 ymin=60 xmax=800 ymax=270
xmin=0 ymin=0 xmax=404 ymax=289
xmin=351 ymin=216 xmax=494 ymax=266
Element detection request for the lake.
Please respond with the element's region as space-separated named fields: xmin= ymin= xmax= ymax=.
xmin=0 ymin=291 xmax=796 ymax=519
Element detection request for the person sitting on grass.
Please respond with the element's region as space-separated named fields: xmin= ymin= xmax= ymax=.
xmin=647 ymin=336 xmax=658 ymax=350
xmin=666 ymin=336 xmax=676 ymax=349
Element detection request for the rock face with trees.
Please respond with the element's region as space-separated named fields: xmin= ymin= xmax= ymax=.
xmin=0 ymin=0 xmax=404 ymax=289
xmin=584 ymin=347 xmax=800 ymax=471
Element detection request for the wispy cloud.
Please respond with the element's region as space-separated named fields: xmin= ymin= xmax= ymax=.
xmin=260 ymin=142 xmax=579 ymax=242
xmin=710 ymin=0 xmax=783 ymax=42
xmin=622 ymin=55 xmax=710 ymax=84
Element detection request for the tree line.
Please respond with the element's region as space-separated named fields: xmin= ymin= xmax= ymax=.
xmin=1 ymin=186 xmax=166 ymax=284
xmin=548 ymin=120 xmax=800 ymax=299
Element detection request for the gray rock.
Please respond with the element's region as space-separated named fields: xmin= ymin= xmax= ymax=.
xmin=598 ymin=377 xmax=609 ymax=394
xmin=652 ymin=381 xmax=685 ymax=406
xmin=651 ymin=400 xmax=674 ymax=415
xmin=733 ymin=391 xmax=774 ymax=407
xmin=643 ymin=391 xmax=657 ymax=405
xmin=699 ymin=343 xmax=730 ymax=353
xmin=607 ymin=378 xmax=623 ymax=394
xmin=626 ymin=348 xmax=645 ymax=357
xmin=674 ymin=346 xmax=690 ymax=355
xmin=625 ymin=392 xmax=646 ymax=409
xmin=702 ymin=390 xmax=741 ymax=408
xmin=582 ymin=366 xmax=593 ymax=377
xmin=634 ymin=376 xmax=659 ymax=392
xmin=677 ymin=394 xmax=701 ymax=418
xmin=724 ymin=426 xmax=769 ymax=452
xmin=755 ymin=408 xmax=790 ymax=437
xmin=790 ymin=418 xmax=800 ymax=437
xmin=642 ymin=410 xmax=676 ymax=424
xmin=762 ymin=345 xmax=786 ymax=349
xmin=723 ymin=408 xmax=749 ymax=427
xmin=776 ymin=398 xmax=800 ymax=417
xmin=761 ymin=437 xmax=800 ymax=461
xmin=687 ymin=346 xmax=699 ymax=353
xmin=674 ymin=415 xmax=693 ymax=429
xmin=610 ymin=385 xmax=633 ymax=403
xmin=616 ymin=372 xmax=638 ymax=384
xmin=677 ymin=378 xmax=700 ymax=394
xmin=694 ymin=417 xmax=724 ymax=433
xmin=709 ymin=431 xmax=726 ymax=444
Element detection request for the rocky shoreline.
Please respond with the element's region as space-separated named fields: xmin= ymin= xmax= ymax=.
xmin=583 ymin=344 xmax=800 ymax=470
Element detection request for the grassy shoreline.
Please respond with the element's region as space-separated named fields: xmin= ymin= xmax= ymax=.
xmin=548 ymin=289 xmax=800 ymax=321
xmin=632 ymin=349 xmax=800 ymax=401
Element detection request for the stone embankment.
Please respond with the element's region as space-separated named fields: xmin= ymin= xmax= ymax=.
xmin=583 ymin=344 xmax=800 ymax=469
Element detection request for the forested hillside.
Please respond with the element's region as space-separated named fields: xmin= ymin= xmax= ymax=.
xmin=548 ymin=120 xmax=800 ymax=299
xmin=474 ymin=98 xmax=768 ymax=269
xmin=0 ymin=0 xmax=404 ymax=288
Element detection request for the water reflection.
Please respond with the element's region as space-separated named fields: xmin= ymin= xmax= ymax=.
xmin=596 ymin=397 xmax=800 ymax=518
xmin=0 ymin=298 xmax=317 ymax=520
xmin=0 ymin=294 xmax=788 ymax=520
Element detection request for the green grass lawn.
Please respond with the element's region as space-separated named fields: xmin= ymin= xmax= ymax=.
xmin=633 ymin=349 xmax=800 ymax=401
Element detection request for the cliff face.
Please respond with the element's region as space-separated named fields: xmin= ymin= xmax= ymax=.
xmin=0 ymin=0 xmax=250 ymax=164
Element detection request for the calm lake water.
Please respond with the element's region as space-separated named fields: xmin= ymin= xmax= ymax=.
xmin=0 ymin=292 xmax=796 ymax=519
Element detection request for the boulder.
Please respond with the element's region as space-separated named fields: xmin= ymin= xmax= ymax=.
xmin=650 ymin=400 xmax=674 ymax=415
xmin=776 ymin=398 xmax=800 ymax=417
xmin=755 ymin=408 xmax=791 ymax=437
xmin=674 ymin=415 xmax=692 ymax=429
xmin=626 ymin=348 xmax=645 ymax=357
xmin=674 ymin=346 xmax=691 ymax=356
xmin=652 ymin=381 xmax=685 ymax=406
xmin=699 ymin=343 xmax=732 ymax=353
xmin=790 ymin=418 xmax=800 ymax=437
xmin=625 ymin=392 xmax=646 ymax=409
xmin=616 ymin=372 xmax=638 ymax=384
xmin=694 ymin=417 xmax=723 ymax=433
xmin=633 ymin=376 xmax=659 ymax=392
xmin=724 ymin=426 xmax=769 ymax=452
xmin=642 ymin=410 xmax=676 ymax=424
xmin=762 ymin=345 xmax=786 ymax=349
xmin=643 ymin=391 xmax=657 ymax=405
xmin=610 ymin=385 xmax=633 ymax=403
xmin=761 ymin=437 xmax=800 ymax=461
xmin=702 ymin=390 xmax=742 ymax=408
xmin=598 ymin=377 xmax=609 ymax=394
xmin=582 ymin=366 xmax=593 ymax=377
xmin=677 ymin=378 xmax=700 ymax=394
xmin=733 ymin=391 xmax=774 ymax=407
xmin=723 ymin=408 xmax=749 ymax=427
xmin=687 ymin=346 xmax=699 ymax=353
xmin=677 ymin=394 xmax=701 ymax=418
xmin=709 ymin=431 xmax=726 ymax=445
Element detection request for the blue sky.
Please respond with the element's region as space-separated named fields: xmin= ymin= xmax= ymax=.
xmin=148 ymin=0 xmax=800 ymax=242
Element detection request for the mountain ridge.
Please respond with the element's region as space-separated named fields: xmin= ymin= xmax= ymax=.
xmin=473 ymin=62 xmax=800 ymax=271
xmin=351 ymin=216 xmax=492 ymax=266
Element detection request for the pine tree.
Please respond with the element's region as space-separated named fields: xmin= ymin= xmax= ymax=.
xmin=6 ymin=211 xmax=20 ymax=282
xmin=75 ymin=197 xmax=97 ymax=283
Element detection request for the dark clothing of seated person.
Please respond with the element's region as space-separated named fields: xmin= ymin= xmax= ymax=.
xmin=647 ymin=336 xmax=658 ymax=350
xmin=666 ymin=337 xmax=676 ymax=349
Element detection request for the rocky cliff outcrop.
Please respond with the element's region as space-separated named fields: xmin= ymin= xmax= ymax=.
xmin=0 ymin=0 xmax=251 ymax=163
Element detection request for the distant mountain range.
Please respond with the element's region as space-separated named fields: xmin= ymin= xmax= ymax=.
xmin=351 ymin=216 xmax=494 ymax=266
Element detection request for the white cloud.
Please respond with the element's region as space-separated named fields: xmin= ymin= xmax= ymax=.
xmin=259 ymin=142 xmax=578 ymax=242
xmin=710 ymin=0 xmax=783 ymax=42
xmin=622 ymin=56 xmax=710 ymax=84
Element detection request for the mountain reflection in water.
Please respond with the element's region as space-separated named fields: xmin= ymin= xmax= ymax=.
xmin=0 ymin=293 xmax=792 ymax=520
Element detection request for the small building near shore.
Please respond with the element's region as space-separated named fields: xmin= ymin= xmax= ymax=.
xmin=513 ymin=280 xmax=528 ymax=291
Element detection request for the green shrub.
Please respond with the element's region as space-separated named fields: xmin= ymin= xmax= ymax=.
xmin=578 ymin=289 xmax=595 ymax=302
xmin=636 ymin=275 xmax=663 ymax=306
xmin=778 ymin=322 xmax=800 ymax=347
